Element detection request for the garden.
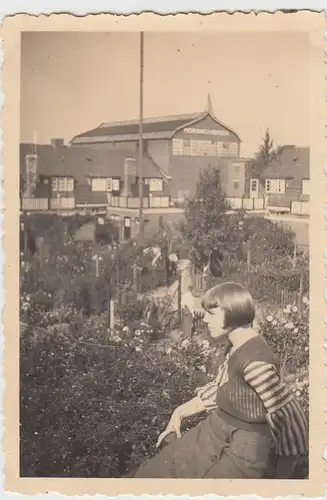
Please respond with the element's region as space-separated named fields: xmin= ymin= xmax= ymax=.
xmin=20 ymin=167 xmax=310 ymax=479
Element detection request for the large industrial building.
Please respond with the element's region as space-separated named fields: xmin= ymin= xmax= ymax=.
xmin=71 ymin=97 xmax=247 ymax=200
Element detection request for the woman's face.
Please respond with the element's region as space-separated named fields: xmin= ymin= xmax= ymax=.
xmin=203 ymin=305 xmax=227 ymax=339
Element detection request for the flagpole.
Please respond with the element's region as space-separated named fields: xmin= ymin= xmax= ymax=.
xmin=138 ymin=31 xmax=144 ymax=244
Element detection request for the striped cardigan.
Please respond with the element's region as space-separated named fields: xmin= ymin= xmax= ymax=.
xmin=197 ymin=335 xmax=308 ymax=457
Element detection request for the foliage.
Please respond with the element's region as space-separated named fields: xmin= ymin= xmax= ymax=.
xmin=181 ymin=167 xmax=245 ymax=270
xmin=20 ymin=213 xmax=118 ymax=250
xmin=241 ymin=216 xmax=295 ymax=265
xmin=20 ymin=320 xmax=218 ymax=478
xmin=261 ymin=297 xmax=309 ymax=375
xmin=249 ymin=129 xmax=282 ymax=179
xmin=20 ymin=213 xmax=309 ymax=479
xmin=20 ymin=297 xmax=309 ymax=479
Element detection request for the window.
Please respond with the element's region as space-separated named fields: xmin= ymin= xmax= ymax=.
xmin=233 ymin=181 xmax=240 ymax=190
xmin=228 ymin=143 xmax=238 ymax=157
xmin=91 ymin=178 xmax=107 ymax=192
xmin=51 ymin=177 xmax=74 ymax=192
xmin=146 ymin=178 xmax=163 ymax=192
xmin=232 ymin=164 xmax=241 ymax=178
xmin=265 ymin=179 xmax=286 ymax=194
xmin=190 ymin=140 xmax=197 ymax=156
xmin=172 ymin=137 xmax=239 ymax=157
xmin=112 ymin=178 xmax=120 ymax=192
xmin=216 ymin=142 xmax=224 ymax=156
xmin=91 ymin=177 xmax=120 ymax=192
xmin=302 ymin=179 xmax=310 ymax=195
xmin=251 ymin=179 xmax=258 ymax=191
xmin=172 ymin=138 xmax=184 ymax=155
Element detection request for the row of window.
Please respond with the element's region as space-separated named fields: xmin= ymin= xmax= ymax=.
xmin=250 ymin=178 xmax=310 ymax=195
xmin=50 ymin=176 xmax=164 ymax=193
xmin=172 ymin=138 xmax=238 ymax=157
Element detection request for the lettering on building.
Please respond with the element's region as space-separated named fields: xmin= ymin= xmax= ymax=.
xmin=183 ymin=127 xmax=230 ymax=137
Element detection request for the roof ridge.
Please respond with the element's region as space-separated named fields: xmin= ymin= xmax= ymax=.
xmin=99 ymin=112 xmax=202 ymax=128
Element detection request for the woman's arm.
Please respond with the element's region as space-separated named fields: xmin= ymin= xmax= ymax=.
xmin=243 ymin=361 xmax=308 ymax=458
xmin=175 ymin=395 xmax=207 ymax=419
xmin=156 ymin=395 xmax=206 ymax=448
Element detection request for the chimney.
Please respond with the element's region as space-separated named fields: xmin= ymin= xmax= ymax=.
xmin=51 ymin=138 xmax=65 ymax=149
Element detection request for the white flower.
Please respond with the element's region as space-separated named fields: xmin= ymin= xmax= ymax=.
xmin=266 ymin=315 xmax=273 ymax=322
xmin=304 ymin=346 xmax=309 ymax=352
xmin=202 ymin=340 xmax=210 ymax=348
xmin=166 ymin=347 xmax=172 ymax=355
xmin=122 ymin=326 xmax=129 ymax=332
xmin=199 ymin=365 xmax=206 ymax=373
xmin=181 ymin=339 xmax=190 ymax=349
xmin=285 ymin=322 xmax=294 ymax=330
xmin=283 ymin=307 xmax=290 ymax=314
xmin=295 ymin=390 xmax=301 ymax=397
xmin=272 ymin=320 xmax=277 ymax=326
xmin=302 ymin=296 xmax=309 ymax=305
xmin=134 ymin=330 xmax=141 ymax=336
xmin=293 ymin=328 xmax=299 ymax=334
xmin=135 ymin=346 xmax=142 ymax=352
xmin=292 ymin=306 xmax=298 ymax=312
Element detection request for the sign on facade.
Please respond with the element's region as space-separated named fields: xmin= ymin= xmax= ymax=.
xmin=184 ymin=127 xmax=230 ymax=137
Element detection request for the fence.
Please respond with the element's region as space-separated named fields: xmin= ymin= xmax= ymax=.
xmin=149 ymin=196 xmax=170 ymax=208
xmin=191 ymin=262 xmax=307 ymax=311
xmin=49 ymin=197 xmax=75 ymax=210
xmin=291 ymin=201 xmax=309 ymax=216
xmin=21 ymin=198 xmax=49 ymax=211
xmin=227 ymin=197 xmax=266 ymax=211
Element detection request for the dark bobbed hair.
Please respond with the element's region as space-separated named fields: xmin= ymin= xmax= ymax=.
xmin=201 ymin=282 xmax=255 ymax=329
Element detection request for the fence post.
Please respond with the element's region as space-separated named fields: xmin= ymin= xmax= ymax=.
xmin=177 ymin=272 xmax=182 ymax=328
xmin=298 ymin=269 xmax=304 ymax=306
xmin=292 ymin=242 xmax=297 ymax=268
xmin=133 ymin=263 xmax=138 ymax=293
xmin=107 ymin=282 xmax=112 ymax=329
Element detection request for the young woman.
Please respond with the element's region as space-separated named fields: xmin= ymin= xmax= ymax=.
xmin=134 ymin=282 xmax=308 ymax=479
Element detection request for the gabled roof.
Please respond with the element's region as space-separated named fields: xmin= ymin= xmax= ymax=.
xmin=70 ymin=111 xmax=241 ymax=145
xmin=20 ymin=143 xmax=165 ymax=182
xmin=259 ymin=146 xmax=310 ymax=180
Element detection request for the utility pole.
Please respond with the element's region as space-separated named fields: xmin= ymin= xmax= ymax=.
xmin=138 ymin=31 xmax=144 ymax=244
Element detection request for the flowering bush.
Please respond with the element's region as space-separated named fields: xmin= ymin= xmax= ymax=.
xmin=261 ymin=296 xmax=309 ymax=374
xmin=20 ymin=318 xmax=221 ymax=478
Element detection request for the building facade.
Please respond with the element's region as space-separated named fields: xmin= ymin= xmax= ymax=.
xmin=20 ymin=142 xmax=171 ymax=238
xmin=246 ymin=145 xmax=310 ymax=214
xmin=71 ymin=102 xmax=246 ymax=200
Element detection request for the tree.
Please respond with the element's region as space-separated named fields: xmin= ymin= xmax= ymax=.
xmin=181 ymin=167 xmax=245 ymax=271
xmin=250 ymin=129 xmax=281 ymax=179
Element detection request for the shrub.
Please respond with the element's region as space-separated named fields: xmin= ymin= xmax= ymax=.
xmin=260 ymin=296 xmax=309 ymax=374
xmin=20 ymin=321 xmax=216 ymax=478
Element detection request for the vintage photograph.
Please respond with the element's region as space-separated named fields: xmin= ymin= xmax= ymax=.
xmin=18 ymin=29 xmax=312 ymax=481
xmin=0 ymin=12 xmax=321 ymax=495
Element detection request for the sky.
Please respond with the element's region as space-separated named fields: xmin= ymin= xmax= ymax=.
xmin=20 ymin=31 xmax=311 ymax=158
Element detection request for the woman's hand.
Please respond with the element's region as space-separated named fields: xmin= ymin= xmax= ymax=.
xmin=156 ymin=409 xmax=182 ymax=448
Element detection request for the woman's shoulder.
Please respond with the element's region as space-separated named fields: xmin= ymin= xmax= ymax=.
xmin=232 ymin=334 xmax=278 ymax=372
